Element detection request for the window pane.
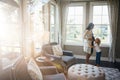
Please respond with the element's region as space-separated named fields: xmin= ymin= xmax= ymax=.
xmin=66 ymin=25 xmax=83 ymax=43
xmin=67 ymin=16 xmax=75 ymax=24
xmin=75 ymin=7 xmax=83 ymax=15
xmin=75 ymin=16 xmax=83 ymax=24
xmin=50 ymin=25 xmax=55 ymax=42
xmin=93 ymin=25 xmax=110 ymax=44
xmin=93 ymin=6 xmax=102 ymax=15
xmin=50 ymin=4 xmax=56 ymax=42
xmin=66 ymin=5 xmax=84 ymax=43
xmin=93 ymin=16 xmax=102 ymax=24
xmin=92 ymin=4 xmax=110 ymax=44
xmin=102 ymin=16 xmax=109 ymax=24
xmin=50 ymin=5 xmax=55 ymax=14
xmin=102 ymin=6 xmax=108 ymax=15
xmin=0 ymin=1 xmax=21 ymax=55
xmin=51 ymin=14 xmax=54 ymax=24
xmin=68 ymin=7 xmax=74 ymax=15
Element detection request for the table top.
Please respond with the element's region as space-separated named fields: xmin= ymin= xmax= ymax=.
xmin=36 ymin=56 xmax=54 ymax=62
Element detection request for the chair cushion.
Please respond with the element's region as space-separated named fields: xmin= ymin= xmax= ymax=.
xmin=62 ymin=56 xmax=76 ymax=65
xmin=27 ymin=59 xmax=43 ymax=80
xmin=52 ymin=45 xmax=63 ymax=56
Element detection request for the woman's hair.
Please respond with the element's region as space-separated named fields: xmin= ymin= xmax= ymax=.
xmin=86 ymin=23 xmax=94 ymax=30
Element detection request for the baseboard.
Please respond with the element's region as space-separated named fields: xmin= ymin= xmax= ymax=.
xmin=74 ymin=55 xmax=120 ymax=62
xmin=116 ymin=59 xmax=120 ymax=62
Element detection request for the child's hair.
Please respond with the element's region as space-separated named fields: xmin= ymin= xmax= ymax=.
xmin=95 ymin=38 xmax=101 ymax=45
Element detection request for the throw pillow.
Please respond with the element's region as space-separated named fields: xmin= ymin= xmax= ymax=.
xmin=27 ymin=58 xmax=43 ymax=80
xmin=52 ymin=45 xmax=63 ymax=56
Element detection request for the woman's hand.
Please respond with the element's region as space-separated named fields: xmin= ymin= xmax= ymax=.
xmin=88 ymin=38 xmax=93 ymax=41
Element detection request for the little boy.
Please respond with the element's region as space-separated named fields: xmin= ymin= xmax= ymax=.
xmin=89 ymin=38 xmax=101 ymax=66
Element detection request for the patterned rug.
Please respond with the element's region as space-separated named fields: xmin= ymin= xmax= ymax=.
xmin=100 ymin=67 xmax=120 ymax=80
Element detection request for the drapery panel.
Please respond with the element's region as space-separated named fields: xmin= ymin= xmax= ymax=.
xmin=61 ymin=0 xmax=71 ymax=48
xmin=107 ymin=0 xmax=119 ymax=62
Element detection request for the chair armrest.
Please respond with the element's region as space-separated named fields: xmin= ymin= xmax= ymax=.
xmin=44 ymin=53 xmax=61 ymax=60
xmin=63 ymin=50 xmax=73 ymax=56
xmin=39 ymin=66 xmax=58 ymax=75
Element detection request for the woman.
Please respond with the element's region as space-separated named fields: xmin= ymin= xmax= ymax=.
xmin=83 ymin=23 xmax=95 ymax=64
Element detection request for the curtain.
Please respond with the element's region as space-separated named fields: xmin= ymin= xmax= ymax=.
xmin=107 ymin=0 xmax=119 ymax=62
xmin=61 ymin=0 xmax=70 ymax=48
xmin=23 ymin=0 xmax=51 ymax=58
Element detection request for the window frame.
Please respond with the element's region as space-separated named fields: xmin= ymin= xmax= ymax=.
xmin=65 ymin=2 xmax=86 ymax=46
xmin=49 ymin=1 xmax=58 ymax=43
xmin=64 ymin=1 xmax=110 ymax=47
xmin=89 ymin=1 xmax=110 ymax=47
xmin=0 ymin=1 xmax=22 ymax=55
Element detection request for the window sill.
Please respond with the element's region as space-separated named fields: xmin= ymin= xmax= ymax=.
xmin=64 ymin=43 xmax=83 ymax=46
xmin=64 ymin=43 xmax=110 ymax=47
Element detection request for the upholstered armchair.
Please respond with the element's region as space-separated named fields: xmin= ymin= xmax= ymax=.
xmin=3 ymin=55 xmax=66 ymax=80
xmin=41 ymin=42 xmax=76 ymax=72
xmin=27 ymin=58 xmax=66 ymax=80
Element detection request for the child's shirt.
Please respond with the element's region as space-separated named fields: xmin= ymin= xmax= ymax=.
xmin=94 ymin=43 xmax=101 ymax=52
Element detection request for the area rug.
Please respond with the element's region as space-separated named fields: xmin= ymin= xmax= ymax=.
xmin=100 ymin=67 xmax=120 ymax=80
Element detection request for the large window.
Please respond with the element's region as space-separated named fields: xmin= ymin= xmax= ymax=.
xmin=0 ymin=1 xmax=21 ymax=57
xmin=0 ymin=1 xmax=21 ymax=68
xmin=90 ymin=2 xmax=110 ymax=45
xmin=66 ymin=3 xmax=85 ymax=44
xmin=65 ymin=2 xmax=110 ymax=46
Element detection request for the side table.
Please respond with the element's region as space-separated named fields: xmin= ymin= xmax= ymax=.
xmin=35 ymin=56 xmax=54 ymax=66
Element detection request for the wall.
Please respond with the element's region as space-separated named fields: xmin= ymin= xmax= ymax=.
xmin=64 ymin=45 xmax=109 ymax=57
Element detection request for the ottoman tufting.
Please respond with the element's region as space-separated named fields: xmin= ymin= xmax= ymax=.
xmin=68 ymin=64 xmax=105 ymax=80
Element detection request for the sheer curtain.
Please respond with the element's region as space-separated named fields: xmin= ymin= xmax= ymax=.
xmin=107 ymin=0 xmax=119 ymax=62
xmin=56 ymin=0 xmax=62 ymax=44
xmin=61 ymin=0 xmax=71 ymax=47
xmin=23 ymin=0 xmax=51 ymax=58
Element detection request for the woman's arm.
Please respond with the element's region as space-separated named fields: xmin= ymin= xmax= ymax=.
xmin=88 ymin=43 xmax=94 ymax=48
xmin=83 ymin=30 xmax=89 ymax=39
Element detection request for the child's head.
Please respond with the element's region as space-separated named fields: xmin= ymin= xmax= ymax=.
xmin=95 ymin=38 xmax=101 ymax=45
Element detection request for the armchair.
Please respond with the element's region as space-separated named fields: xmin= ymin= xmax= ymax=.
xmin=39 ymin=66 xmax=66 ymax=80
xmin=27 ymin=58 xmax=66 ymax=80
xmin=41 ymin=42 xmax=76 ymax=72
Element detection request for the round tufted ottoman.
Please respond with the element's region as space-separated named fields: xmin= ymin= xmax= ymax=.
xmin=68 ymin=64 xmax=105 ymax=80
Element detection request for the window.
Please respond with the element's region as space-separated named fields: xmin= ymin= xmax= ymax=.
xmin=65 ymin=2 xmax=110 ymax=46
xmin=0 ymin=1 xmax=21 ymax=67
xmin=90 ymin=2 xmax=110 ymax=45
xmin=0 ymin=1 xmax=21 ymax=57
xmin=50 ymin=3 xmax=56 ymax=42
xmin=66 ymin=3 xmax=86 ymax=44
